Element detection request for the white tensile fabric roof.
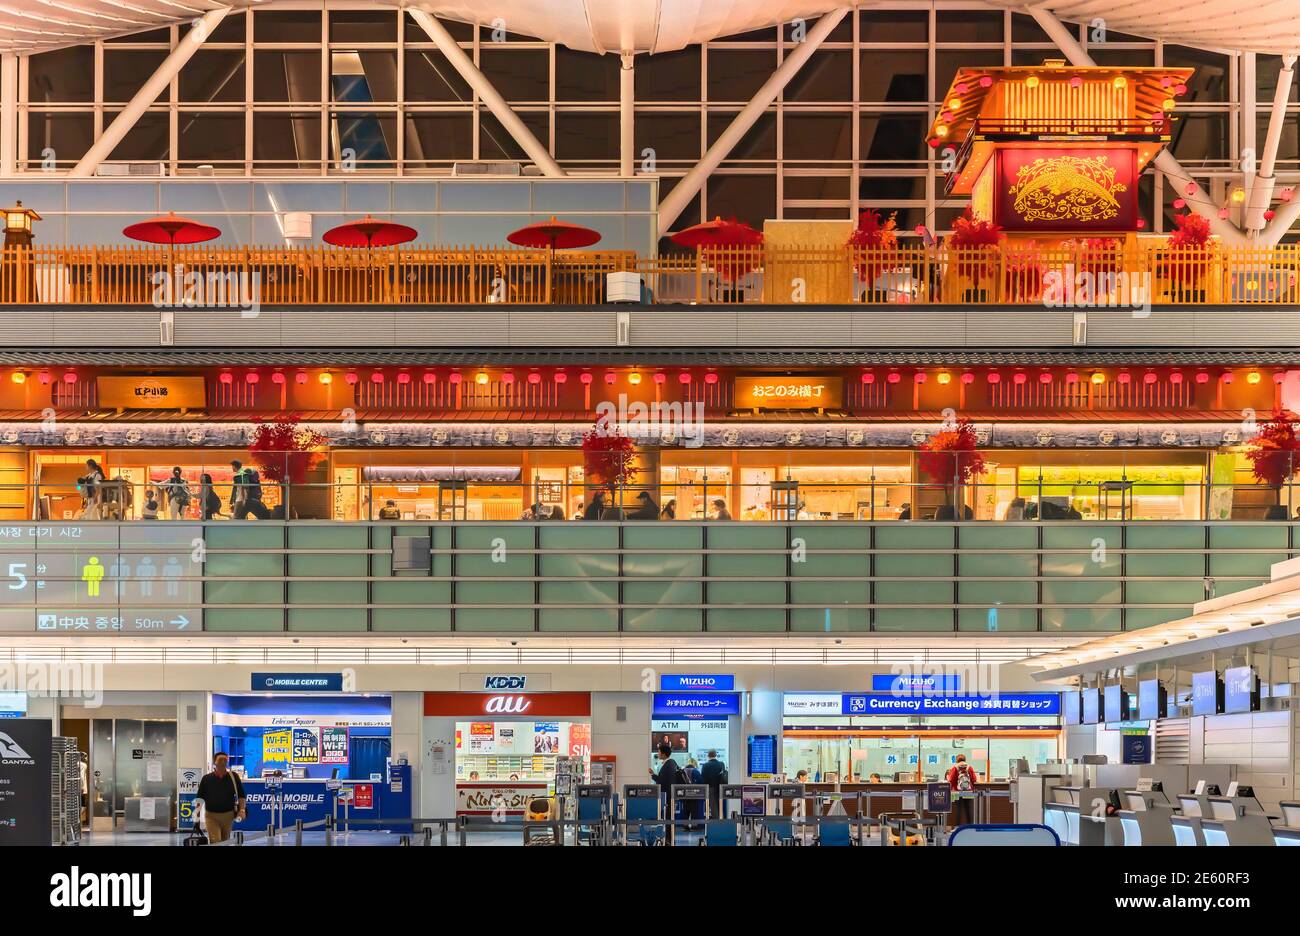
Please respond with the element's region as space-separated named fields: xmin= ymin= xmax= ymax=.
xmin=2 ymin=0 xmax=1299 ymax=55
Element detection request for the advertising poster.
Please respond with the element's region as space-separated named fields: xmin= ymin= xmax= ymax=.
xmin=292 ymin=727 xmax=319 ymax=764
xmin=353 ymin=783 xmax=374 ymax=809
xmin=495 ymin=724 xmax=517 ymax=751
xmin=320 ymin=726 xmax=349 ymax=764
xmin=468 ymin=721 xmax=495 ymax=753
xmin=0 ymin=718 xmax=53 ymax=846
xmin=567 ymin=723 xmax=591 ymax=758
xmin=533 ymin=721 xmax=560 ymax=754
xmin=262 ymin=728 xmax=292 ymax=764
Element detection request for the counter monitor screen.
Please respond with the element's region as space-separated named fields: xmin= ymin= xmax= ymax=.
xmin=1137 ymin=679 xmax=1168 ymax=721
xmin=1081 ymin=687 xmax=1101 ymax=724
xmin=1191 ymin=670 xmax=1224 ymax=716
xmin=1103 ymin=684 xmax=1130 ymax=723
xmin=1223 ymin=666 xmax=1260 ymax=714
xmin=1062 ymin=690 xmax=1081 ymax=726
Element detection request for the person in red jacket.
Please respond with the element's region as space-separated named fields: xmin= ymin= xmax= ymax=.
xmin=946 ymin=754 xmax=977 ymax=825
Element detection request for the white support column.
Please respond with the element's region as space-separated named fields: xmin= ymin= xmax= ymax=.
xmin=409 ymin=8 xmax=564 ymax=177
xmin=620 ymin=53 xmax=635 ymax=177
xmin=70 ymin=6 xmax=231 ymax=177
xmin=1 ymin=52 xmax=17 ymax=177
xmin=1028 ymin=5 xmax=1249 ymax=246
xmin=1247 ymin=54 xmax=1297 ymax=231
xmin=658 ymin=7 xmax=850 ymax=232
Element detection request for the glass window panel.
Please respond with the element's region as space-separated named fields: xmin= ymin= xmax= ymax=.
xmin=783 ymin=114 xmax=852 ymax=161
xmin=160 ymin=182 xmax=251 ymax=213
xmin=785 ymin=177 xmax=850 ymax=199
xmin=784 ymin=15 xmax=852 ymax=43
xmin=707 ymin=50 xmax=776 ymax=102
xmin=28 ymin=47 xmax=94 ymax=103
xmin=706 ymin=112 xmax=774 ymax=160
xmin=859 ymin=52 xmax=928 ymax=102
xmin=106 ymin=111 xmax=169 ymax=162
xmin=26 ymin=114 xmax=93 ymax=167
xmin=181 ymin=51 xmax=247 ymax=103
xmin=254 ymin=51 xmax=323 ymax=103
xmin=784 ymin=51 xmax=852 ymax=102
xmin=287 ymin=608 xmax=367 ymax=631
xmin=478 ymin=111 xmax=549 ymax=161
xmin=405 ymin=14 xmax=473 ymax=42
xmin=556 ymin=47 xmax=619 ymax=102
xmin=1164 ymin=46 xmax=1230 ymax=102
xmin=936 ymin=11 xmax=1005 ymax=44
xmin=636 ymin=48 xmax=701 ymax=102
xmin=329 ymin=10 xmax=397 ymax=43
xmin=480 ymin=48 xmax=550 ymax=102
xmin=404 ymin=51 xmax=473 ymax=102
xmin=252 ymin=113 xmax=322 ymax=169
xmin=1171 ymin=115 xmax=1230 ymax=162
xmin=254 ymin=10 xmax=323 ymax=43
xmin=405 ymin=114 xmax=474 ymax=163
xmin=178 ymin=113 xmax=245 ymax=166
xmin=1010 ymin=13 xmax=1053 ymax=43
xmin=624 ymin=608 xmax=702 ymax=631
xmin=188 ymin=12 xmax=245 ymax=44
xmin=706 ymin=174 xmax=775 ymax=228
xmin=104 ymin=50 xmax=169 ymax=104
xmin=860 ymin=10 xmax=927 ymax=43
xmin=708 ymin=609 xmax=785 ymax=632
xmin=555 ymin=113 xmax=618 ymax=161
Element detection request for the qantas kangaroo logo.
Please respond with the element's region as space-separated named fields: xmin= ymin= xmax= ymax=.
xmin=0 ymin=732 xmax=33 ymax=761
xmin=484 ymin=695 xmax=531 ymax=714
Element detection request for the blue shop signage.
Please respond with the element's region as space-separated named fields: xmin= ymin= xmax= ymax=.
xmin=652 ymin=692 xmax=740 ymax=718
xmin=660 ymin=674 xmax=735 ymax=692
xmin=251 ymin=673 xmax=345 ymax=692
xmin=871 ymin=674 xmax=962 ymax=693
xmin=841 ymin=692 xmax=1060 ymax=716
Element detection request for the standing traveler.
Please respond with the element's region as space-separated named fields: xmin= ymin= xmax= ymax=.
xmin=628 ymin=491 xmax=659 ymax=520
xmin=651 ymin=741 xmax=681 ymax=825
xmin=80 ymin=459 xmax=107 ymax=520
xmin=229 ymin=460 xmax=270 ymax=520
xmin=140 ymin=488 xmax=160 ymax=520
xmin=711 ymin=499 xmax=733 ymax=521
xmin=199 ymin=473 xmax=222 ymax=520
xmin=700 ymin=749 xmax=728 ymax=818
xmin=161 ymin=467 xmax=190 ymax=519
xmin=946 ymin=753 xmax=978 ymax=826
xmin=195 ymin=752 xmax=246 ymax=843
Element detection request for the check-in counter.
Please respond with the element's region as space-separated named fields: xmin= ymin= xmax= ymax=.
xmin=1043 ymin=786 xmax=1123 ymax=846
xmin=1280 ymin=802 xmax=1300 ymax=827
xmin=1274 ymin=828 xmax=1300 ymax=847
xmin=1171 ymin=814 xmax=1203 ymax=846
xmin=1201 ymin=815 xmax=1276 ymax=846
xmin=785 ymin=782 xmax=1014 ymax=823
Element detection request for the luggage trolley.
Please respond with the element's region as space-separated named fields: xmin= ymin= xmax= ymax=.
xmin=623 ymin=784 xmax=665 ymax=846
xmin=574 ymin=783 xmax=613 ymax=846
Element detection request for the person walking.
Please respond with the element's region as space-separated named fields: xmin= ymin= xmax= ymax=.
xmin=80 ymin=459 xmax=107 ymax=520
xmin=699 ymin=749 xmax=728 ymax=819
xmin=229 ymin=460 xmax=270 ymax=520
xmin=199 ymin=473 xmax=222 ymax=520
xmin=161 ymin=467 xmax=190 ymax=520
xmin=195 ymin=752 xmax=246 ymax=843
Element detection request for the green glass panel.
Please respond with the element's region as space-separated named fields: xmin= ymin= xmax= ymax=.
xmin=1210 ymin=525 xmax=1288 ymax=549
xmin=876 ymin=581 xmax=953 ymax=604
xmin=790 ymin=525 xmax=871 ymax=549
xmin=1213 ymin=579 xmax=1262 ymax=597
xmin=1126 ymin=524 xmax=1204 ymax=549
xmin=625 ymin=581 xmax=702 ymax=604
xmin=371 ymin=526 xmax=394 ymax=547
xmin=1124 ymin=607 xmax=1189 ymax=630
xmin=371 ymin=580 xmax=451 ymax=603
xmin=958 ymin=525 xmax=1037 ymax=549
xmin=707 ymin=609 xmax=786 ymax=631
xmin=1209 ymin=553 xmax=1286 ymax=578
xmin=707 ymin=554 xmax=786 ymax=577
xmin=457 ymin=525 xmax=534 ymax=549
xmin=287 ymin=581 xmax=366 ymax=604
xmin=1041 ymin=552 xmax=1120 ymax=578
xmin=207 ymin=553 xmax=284 ymax=577
xmin=540 ymin=581 xmax=618 ymax=605
xmin=455 ymin=609 xmax=534 ymax=631
xmin=371 ymin=609 xmax=452 ymax=631
xmin=706 ymin=525 xmax=786 ymax=549
xmin=1039 ymin=580 xmax=1120 ymax=603
xmin=1126 ymin=581 xmax=1204 ymax=605
xmin=205 ymin=525 xmax=283 ymax=549
xmin=624 ymin=608 xmax=702 ymax=631
xmin=1126 ymin=553 xmax=1203 ymax=576
xmin=205 ymin=580 xmax=282 ymax=604
xmin=288 ymin=526 xmax=367 ymax=549
xmin=875 ymin=553 xmax=951 ymax=577
xmin=623 ymin=553 xmax=702 ymax=577
xmin=456 ymin=582 xmax=533 ymax=604
xmin=203 ymin=609 xmax=282 ymax=631
xmin=957 ymin=552 xmax=1036 ymax=577
xmin=793 ymin=553 xmax=869 ymax=577
xmin=874 ymin=524 xmax=955 ymax=549
xmin=708 ymin=581 xmax=785 ymax=605
xmin=288 ymin=553 xmax=368 ymax=577
xmin=792 ymin=581 xmax=868 ymax=605
xmin=959 ymin=607 xmax=1037 ymax=631
xmin=539 ymin=553 xmax=618 ymax=578
xmin=287 ymin=608 xmax=367 ymax=631
xmin=457 ymin=553 xmax=533 ymax=577
xmin=623 ymin=525 xmax=701 ymax=549
xmin=873 ymin=609 xmax=952 ymax=631
xmin=958 ymin=581 xmax=1036 ymax=605
xmin=1041 ymin=525 xmax=1119 ymax=549
xmin=1041 ymin=608 xmax=1120 ymax=631
xmin=539 ymin=524 xmax=619 ymax=550
xmin=791 ymin=607 xmax=870 ymax=631
xmin=539 ymin=609 xmax=618 ymax=631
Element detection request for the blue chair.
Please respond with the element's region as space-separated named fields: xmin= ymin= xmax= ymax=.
xmin=818 ymin=818 xmax=856 ymax=846
xmin=764 ymin=817 xmax=796 ymax=846
xmin=700 ymin=819 xmax=739 ymax=846
xmin=576 ymin=795 xmax=606 ymax=844
xmin=626 ymin=797 xmax=663 ymax=846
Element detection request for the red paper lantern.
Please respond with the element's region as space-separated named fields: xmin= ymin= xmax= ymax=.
xmin=961 ymin=372 xmax=975 ymax=385
xmin=397 ymin=372 xmax=411 ymax=384
xmin=1038 ymin=372 xmax=1052 ymax=384
xmin=1012 ymin=372 xmax=1027 ymax=385
xmin=219 ymin=372 xmax=233 ymax=384
xmin=580 ymin=372 xmax=594 ymax=385
xmin=677 ymin=372 xmax=691 ymax=384
xmin=501 ymin=372 xmax=515 ymax=384
xmin=245 ymin=372 xmax=260 ymax=384
xmin=887 ymin=372 xmax=901 ymax=384
xmin=987 ymin=372 xmax=1001 ymax=384
xmin=527 ymin=372 xmax=542 ymax=385
xmin=271 ymin=372 xmax=285 ymax=385
xmin=448 ymin=371 xmax=462 ymax=384
xmin=344 ymin=372 xmax=358 ymax=385
xmin=370 ymin=372 xmax=384 ymax=384
xmin=422 ymin=372 xmax=436 ymax=384
xmin=1143 ymin=372 xmax=1158 ymax=384
xmin=861 ymin=372 xmax=875 ymax=384
xmin=704 ymin=373 xmax=719 ymax=385
xmin=554 ymin=372 xmax=568 ymax=384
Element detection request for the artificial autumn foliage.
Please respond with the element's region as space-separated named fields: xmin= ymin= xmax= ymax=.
xmin=1071 ymin=236 xmax=1124 ymax=276
xmin=847 ymin=209 xmax=900 ymax=281
xmin=945 ymin=210 xmax=1004 ymax=279
xmin=1245 ymin=410 xmax=1300 ymax=487
xmin=248 ymin=418 xmax=328 ymax=484
xmin=581 ymin=423 xmax=639 ymax=488
xmin=1163 ymin=213 xmax=1212 ymax=287
xmin=697 ymin=218 xmax=764 ymax=282
xmin=917 ymin=418 xmax=988 ymax=486
xmin=1003 ymin=239 xmax=1044 ymax=300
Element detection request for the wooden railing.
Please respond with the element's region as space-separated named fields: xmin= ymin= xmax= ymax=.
xmin=1 ymin=242 xmax=1297 ymax=305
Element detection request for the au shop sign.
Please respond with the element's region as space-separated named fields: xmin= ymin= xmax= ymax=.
xmin=652 ymin=692 xmax=740 ymax=718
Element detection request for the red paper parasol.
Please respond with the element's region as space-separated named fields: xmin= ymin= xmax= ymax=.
xmin=670 ymin=216 xmax=763 ymax=250
xmin=322 ymin=216 xmax=418 ymax=248
xmin=122 ymin=212 xmax=221 ymax=245
xmin=507 ymin=217 xmax=601 ymax=250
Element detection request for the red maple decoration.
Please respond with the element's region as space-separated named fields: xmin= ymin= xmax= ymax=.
xmin=945 ymin=210 xmax=1004 ymax=279
xmin=847 ymin=209 xmax=900 ymax=281
xmin=1163 ymin=213 xmax=1212 ymax=287
xmin=917 ymin=419 xmax=987 ymax=486
xmin=581 ymin=423 xmax=639 ymax=488
xmin=248 ymin=418 xmax=328 ymax=485
xmin=1072 ymin=236 xmax=1124 ymax=277
xmin=1245 ymin=410 xmax=1300 ymax=487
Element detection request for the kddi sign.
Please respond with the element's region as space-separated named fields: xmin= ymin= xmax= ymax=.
xmin=457 ymin=673 xmax=551 ymax=692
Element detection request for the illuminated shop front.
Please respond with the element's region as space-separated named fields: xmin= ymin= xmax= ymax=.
xmin=781 ymin=691 xmax=1062 ymax=783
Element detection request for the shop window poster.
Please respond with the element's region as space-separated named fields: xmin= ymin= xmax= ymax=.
xmin=292 ymin=727 xmax=319 ymax=764
xmin=320 ymin=726 xmax=349 ymax=765
xmin=263 ymin=729 xmax=292 ymax=765
xmin=533 ymin=722 xmax=560 ymax=755
xmin=568 ymin=723 xmax=591 ymax=758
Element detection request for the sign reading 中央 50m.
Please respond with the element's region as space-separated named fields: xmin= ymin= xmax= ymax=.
xmin=783 ymin=692 xmax=1060 ymax=716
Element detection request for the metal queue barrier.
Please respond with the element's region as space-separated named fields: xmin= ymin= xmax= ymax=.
xmin=622 ymin=784 xmax=665 ymax=846
xmin=575 ymin=783 xmax=613 ymax=846
xmin=759 ymin=783 xmax=804 ymax=846
xmin=669 ymin=784 xmax=709 ymax=845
